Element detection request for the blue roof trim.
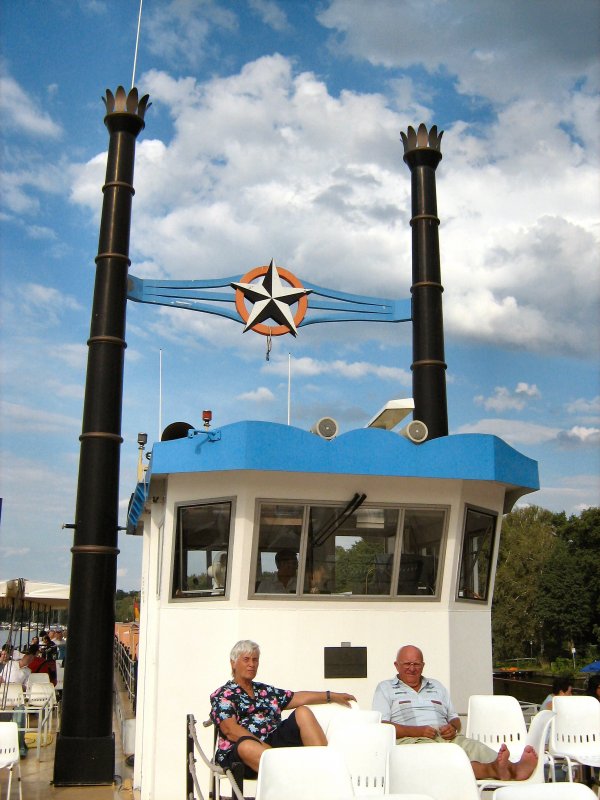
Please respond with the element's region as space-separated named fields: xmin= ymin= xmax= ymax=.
xmin=145 ymin=421 xmax=539 ymax=491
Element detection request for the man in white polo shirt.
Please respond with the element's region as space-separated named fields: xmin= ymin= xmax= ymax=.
xmin=372 ymin=644 xmax=537 ymax=782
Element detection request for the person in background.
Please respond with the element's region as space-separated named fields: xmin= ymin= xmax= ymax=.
xmin=0 ymin=645 xmax=33 ymax=688
xmin=40 ymin=634 xmax=58 ymax=660
xmin=27 ymin=644 xmax=58 ymax=686
xmin=54 ymin=629 xmax=67 ymax=662
xmin=541 ymin=676 xmax=574 ymax=710
xmin=210 ymin=639 xmax=355 ymax=774
xmin=586 ymin=674 xmax=600 ymax=702
xmin=256 ymin=549 xmax=298 ymax=593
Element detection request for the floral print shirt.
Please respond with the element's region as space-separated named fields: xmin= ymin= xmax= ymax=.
xmin=210 ymin=679 xmax=293 ymax=764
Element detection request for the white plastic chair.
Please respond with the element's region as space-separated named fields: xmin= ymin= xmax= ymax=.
xmin=328 ymin=722 xmax=396 ymax=795
xmin=466 ymin=695 xmax=528 ymax=760
xmin=0 ymin=721 xmax=23 ymax=800
xmin=493 ymin=784 xmax=598 ymax=799
xmin=388 ymin=742 xmax=481 ymax=800
xmin=282 ymin=701 xmax=362 ymax=736
xmin=27 ymin=681 xmax=59 ymax=727
xmin=549 ymin=696 xmax=600 ymax=780
xmin=476 ymin=709 xmax=555 ymax=795
xmin=0 ymin=684 xmax=25 ymax=709
xmin=255 ymin=746 xmax=354 ymax=800
xmin=26 ymin=673 xmax=50 ymax=686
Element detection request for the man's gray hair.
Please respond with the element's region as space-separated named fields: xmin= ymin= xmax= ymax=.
xmin=230 ymin=639 xmax=260 ymax=662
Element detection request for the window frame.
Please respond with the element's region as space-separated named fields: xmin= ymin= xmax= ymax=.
xmin=455 ymin=504 xmax=498 ymax=603
xmin=170 ymin=496 xmax=236 ymax=602
xmin=249 ymin=499 xmax=449 ymax=601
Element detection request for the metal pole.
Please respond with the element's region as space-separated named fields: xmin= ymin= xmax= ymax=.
xmin=401 ymin=124 xmax=448 ymax=439
xmin=54 ymin=86 xmax=150 ymax=785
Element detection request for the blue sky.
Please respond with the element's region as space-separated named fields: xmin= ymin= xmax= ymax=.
xmin=1 ymin=0 xmax=598 ymax=589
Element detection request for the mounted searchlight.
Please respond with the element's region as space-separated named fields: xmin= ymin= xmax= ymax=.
xmin=367 ymin=398 xmax=415 ymax=431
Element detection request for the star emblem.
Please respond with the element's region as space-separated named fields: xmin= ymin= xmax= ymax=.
xmin=231 ymin=260 xmax=312 ymax=337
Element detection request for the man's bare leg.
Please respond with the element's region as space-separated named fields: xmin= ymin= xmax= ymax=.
xmin=293 ymin=705 xmax=327 ymax=746
xmin=470 ymin=744 xmax=538 ymax=781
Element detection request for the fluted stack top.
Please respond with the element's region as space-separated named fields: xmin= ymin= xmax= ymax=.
xmin=400 ymin=123 xmax=443 ymax=170
xmin=102 ymin=86 xmax=151 ymax=135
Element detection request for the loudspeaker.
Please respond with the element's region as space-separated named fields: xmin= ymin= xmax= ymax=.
xmin=399 ymin=420 xmax=428 ymax=443
xmin=310 ymin=417 xmax=339 ymax=440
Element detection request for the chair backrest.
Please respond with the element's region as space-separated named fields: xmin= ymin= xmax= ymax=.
xmin=328 ymin=722 xmax=396 ymax=795
xmin=466 ymin=694 xmax=527 ymax=758
xmin=494 ymin=783 xmax=598 ymax=799
xmin=0 ymin=721 xmax=20 ymax=769
xmin=327 ymin=709 xmax=382 ymax=737
xmin=284 ymin=701 xmax=360 ymax=736
xmin=27 ymin=682 xmax=56 ymax=707
xmin=522 ymin=710 xmax=555 ymax=783
xmin=255 ymin=746 xmax=354 ymax=800
xmin=0 ymin=683 xmax=25 ymax=708
xmin=550 ymin=695 xmax=600 ymax=754
xmin=28 ymin=672 xmax=51 ymax=685
xmin=387 ymin=742 xmax=480 ymax=800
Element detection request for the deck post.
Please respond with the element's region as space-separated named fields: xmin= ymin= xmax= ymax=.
xmin=54 ymin=87 xmax=149 ymax=785
xmin=401 ymin=124 xmax=449 ymax=440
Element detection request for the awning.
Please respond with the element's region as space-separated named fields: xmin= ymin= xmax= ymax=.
xmin=0 ymin=579 xmax=70 ymax=609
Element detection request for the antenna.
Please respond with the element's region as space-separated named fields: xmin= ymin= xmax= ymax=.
xmin=131 ymin=0 xmax=144 ymax=89
xmin=287 ymin=352 xmax=291 ymax=425
xmin=158 ymin=348 xmax=163 ymax=440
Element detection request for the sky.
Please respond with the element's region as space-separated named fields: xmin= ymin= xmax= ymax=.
xmin=0 ymin=0 xmax=598 ymax=590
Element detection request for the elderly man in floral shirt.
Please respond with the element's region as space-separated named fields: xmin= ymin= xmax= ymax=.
xmin=210 ymin=639 xmax=355 ymax=773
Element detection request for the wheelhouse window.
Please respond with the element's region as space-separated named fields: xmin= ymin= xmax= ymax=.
xmin=398 ymin=509 xmax=445 ymax=596
xmin=252 ymin=501 xmax=447 ymax=599
xmin=457 ymin=507 xmax=497 ymax=602
xmin=254 ymin=504 xmax=303 ymax=594
xmin=172 ymin=500 xmax=233 ymax=599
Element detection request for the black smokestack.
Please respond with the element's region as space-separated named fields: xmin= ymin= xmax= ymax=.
xmin=54 ymin=87 xmax=150 ymax=785
xmin=401 ymin=123 xmax=448 ymax=440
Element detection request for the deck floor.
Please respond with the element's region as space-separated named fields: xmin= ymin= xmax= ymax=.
xmin=0 ymin=711 xmax=140 ymax=800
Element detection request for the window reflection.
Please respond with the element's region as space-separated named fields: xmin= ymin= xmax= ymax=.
xmin=252 ymin=501 xmax=446 ymax=599
xmin=457 ymin=508 xmax=497 ymax=601
xmin=398 ymin=509 xmax=445 ymax=595
xmin=254 ymin=504 xmax=303 ymax=594
xmin=172 ymin=501 xmax=232 ymax=598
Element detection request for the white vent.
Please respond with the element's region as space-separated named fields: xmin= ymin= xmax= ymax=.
xmin=310 ymin=417 xmax=339 ymax=440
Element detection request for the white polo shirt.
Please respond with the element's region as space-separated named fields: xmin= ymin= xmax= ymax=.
xmin=372 ymin=675 xmax=459 ymax=727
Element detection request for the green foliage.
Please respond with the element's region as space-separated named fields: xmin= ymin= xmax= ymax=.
xmin=492 ymin=506 xmax=600 ymax=664
xmin=335 ymin=538 xmax=385 ymax=593
xmin=115 ymin=589 xmax=139 ymax=622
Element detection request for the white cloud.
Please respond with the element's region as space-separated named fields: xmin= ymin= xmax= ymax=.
xmin=0 ymin=73 xmax=62 ymax=139
xmin=0 ymin=401 xmax=80 ymax=434
xmin=67 ymin=52 xmax=600 ymax=360
xmin=475 ymin=387 xmax=525 ymax=413
xmin=0 ymin=547 xmax=31 ymax=558
xmin=317 ymin=0 xmax=600 ymax=104
xmin=566 ymin=396 xmax=600 ymax=419
xmin=475 ymin=383 xmax=540 ymax=412
xmin=237 ymin=386 xmax=275 ymax=402
xmin=515 ymin=383 xmax=540 ymax=398
xmin=456 ymin=418 xmax=560 ymax=446
xmin=266 ymin=354 xmax=411 ymax=383
xmin=458 ymin=418 xmax=600 ymax=449
xmin=145 ymin=0 xmax=237 ymax=69
xmin=532 ymin=474 xmax=600 ymax=515
xmin=556 ymin=426 xmax=600 ymax=447
xmin=248 ymin=0 xmax=290 ymax=32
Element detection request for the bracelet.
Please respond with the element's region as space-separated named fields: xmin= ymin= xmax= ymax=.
xmin=326 ymin=690 xmax=331 ymax=703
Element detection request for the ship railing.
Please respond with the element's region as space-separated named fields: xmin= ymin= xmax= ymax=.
xmin=113 ymin=634 xmax=138 ymax=713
